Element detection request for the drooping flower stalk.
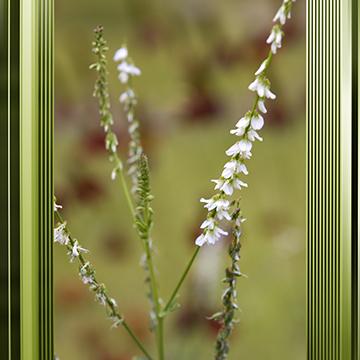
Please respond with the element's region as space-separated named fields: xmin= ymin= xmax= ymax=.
xmin=53 ymin=201 xmax=153 ymax=360
xmin=212 ymin=202 xmax=246 ymax=360
xmin=114 ymin=46 xmax=143 ymax=193
xmin=162 ymin=0 xmax=296 ymax=319
xmin=134 ymin=155 xmax=164 ymax=359
xmin=90 ymin=25 xmax=135 ymax=217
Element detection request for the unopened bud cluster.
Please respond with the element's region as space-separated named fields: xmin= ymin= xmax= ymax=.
xmin=90 ymin=26 xmax=123 ymax=181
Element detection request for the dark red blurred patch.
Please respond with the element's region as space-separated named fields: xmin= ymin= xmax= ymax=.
xmin=74 ymin=177 xmax=104 ymax=202
xmin=56 ymin=280 xmax=88 ymax=309
xmin=102 ymin=232 xmax=129 ymax=260
xmin=266 ymin=102 xmax=288 ymax=127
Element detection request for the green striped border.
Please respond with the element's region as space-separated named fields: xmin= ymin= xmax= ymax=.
xmin=20 ymin=0 xmax=54 ymax=359
xmin=0 ymin=0 xmax=53 ymax=359
xmin=307 ymin=0 xmax=359 ymax=358
xmin=0 ymin=0 xmax=20 ymax=358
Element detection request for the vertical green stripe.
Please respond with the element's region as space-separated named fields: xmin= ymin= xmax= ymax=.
xmin=20 ymin=0 xmax=53 ymax=359
xmin=307 ymin=0 xmax=358 ymax=358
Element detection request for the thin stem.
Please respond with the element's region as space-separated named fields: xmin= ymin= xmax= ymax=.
xmin=54 ymin=210 xmax=153 ymax=360
xmin=144 ymin=240 xmax=163 ymax=358
xmin=118 ymin=167 xmax=136 ymax=217
xmin=163 ymin=246 xmax=200 ymax=313
xmin=122 ymin=321 xmax=154 ymax=360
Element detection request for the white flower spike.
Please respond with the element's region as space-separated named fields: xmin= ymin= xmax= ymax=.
xmin=195 ymin=0 xmax=294 ymax=246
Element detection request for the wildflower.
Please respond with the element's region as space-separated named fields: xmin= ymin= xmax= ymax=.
xmin=114 ymin=46 xmax=143 ymax=193
xmin=113 ymin=47 xmax=128 ymax=62
xmin=110 ymin=314 xmax=124 ymax=328
xmin=212 ymin=178 xmax=248 ymax=196
xmin=222 ymin=160 xmax=248 ymax=179
xmin=69 ymin=240 xmax=88 ymax=262
xmin=54 ymin=202 xmax=62 ymax=212
xmin=247 ymin=129 xmax=263 ymax=142
xmin=250 ymin=113 xmax=264 ymax=130
xmin=230 ymin=115 xmax=250 ymax=136
xmin=225 ymin=142 xmax=252 ymax=158
xmin=266 ymin=25 xmax=283 ymax=54
xmin=95 ymin=291 xmax=107 ymax=306
xmin=54 ymin=223 xmax=69 ymax=246
xmin=248 ymin=77 xmax=276 ymax=99
xmin=273 ymin=4 xmax=287 ymax=24
xmin=117 ymin=61 xmax=141 ymax=84
xmin=200 ymin=197 xmax=231 ymax=221
xmin=258 ymin=98 xmax=267 ymax=113
xmin=255 ymin=59 xmax=268 ymax=76
xmin=195 ymin=224 xmax=228 ymax=246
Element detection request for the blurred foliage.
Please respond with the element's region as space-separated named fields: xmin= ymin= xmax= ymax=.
xmin=54 ymin=0 xmax=306 ymax=359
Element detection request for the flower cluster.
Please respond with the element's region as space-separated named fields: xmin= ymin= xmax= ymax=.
xmin=195 ymin=0 xmax=295 ymax=247
xmin=53 ymin=202 xmax=123 ymax=329
xmin=114 ymin=47 xmax=143 ymax=192
xmin=90 ymin=26 xmax=123 ymax=181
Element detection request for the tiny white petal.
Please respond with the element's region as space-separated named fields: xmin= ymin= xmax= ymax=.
xmin=265 ymin=87 xmax=276 ymax=99
xmin=258 ymin=99 xmax=267 ymax=113
xmin=195 ymin=234 xmax=206 ymax=246
xmin=118 ymin=72 xmax=129 ymax=84
xmin=113 ymin=47 xmax=128 ymax=62
xmin=239 ymin=139 xmax=253 ymax=152
xmin=251 ymin=114 xmax=264 ymax=130
xmin=266 ymin=30 xmax=276 ymax=44
xmin=255 ymin=60 xmax=268 ymax=76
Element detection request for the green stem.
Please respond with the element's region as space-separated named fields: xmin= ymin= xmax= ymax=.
xmin=118 ymin=166 xmax=136 ymax=218
xmin=142 ymin=221 xmax=164 ymax=359
xmin=54 ymin=210 xmax=153 ymax=360
xmin=163 ymin=246 xmax=200 ymax=313
xmin=122 ymin=321 xmax=154 ymax=360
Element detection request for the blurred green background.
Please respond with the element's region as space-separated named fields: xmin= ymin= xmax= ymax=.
xmin=54 ymin=0 xmax=306 ymax=359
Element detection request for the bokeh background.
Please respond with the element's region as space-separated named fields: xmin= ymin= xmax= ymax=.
xmin=54 ymin=0 xmax=306 ymax=359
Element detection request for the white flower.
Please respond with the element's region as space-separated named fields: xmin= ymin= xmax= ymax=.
xmin=111 ymin=315 xmax=123 ymax=328
xmin=258 ymin=99 xmax=267 ymax=113
xmin=247 ymin=129 xmax=263 ymax=142
xmin=255 ymin=59 xmax=268 ymax=76
xmin=54 ymin=202 xmax=62 ymax=212
xmin=230 ymin=116 xmax=250 ymax=136
xmin=212 ymin=177 xmax=248 ymax=196
xmin=225 ymin=142 xmax=252 ymax=158
xmin=238 ymin=139 xmax=253 ymax=152
xmin=113 ymin=47 xmax=128 ymax=62
xmin=200 ymin=197 xmax=231 ymax=220
xmin=212 ymin=179 xmax=233 ymax=195
xmin=251 ymin=113 xmax=264 ymax=130
xmin=117 ymin=61 xmax=141 ymax=76
xmin=222 ymin=160 xmax=248 ymax=179
xmin=267 ymin=27 xmax=283 ymax=54
xmin=248 ymin=77 xmax=276 ymax=99
xmin=54 ymin=223 xmax=69 ymax=245
xmin=200 ymin=197 xmax=229 ymax=211
xmin=200 ymin=217 xmax=216 ymax=230
xmin=273 ymin=5 xmax=289 ymax=25
xmin=69 ymin=240 xmax=88 ymax=262
xmin=236 ymin=116 xmax=250 ymax=129
xmin=118 ymin=72 xmax=129 ymax=84
xmin=95 ymin=291 xmax=107 ymax=306
xmin=119 ymin=89 xmax=135 ymax=104
xmin=195 ymin=225 xmax=228 ymax=246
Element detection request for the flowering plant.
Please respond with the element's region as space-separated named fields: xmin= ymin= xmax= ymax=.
xmin=54 ymin=1 xmax=296 ymax=358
